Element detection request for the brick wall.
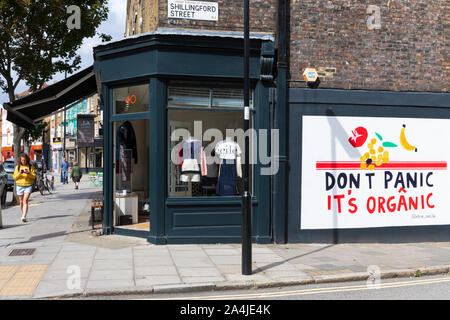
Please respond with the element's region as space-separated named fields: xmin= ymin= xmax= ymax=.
xmin=125 ymin=1 xmax=448 ymax=93
xmin=126 ymin=0 xmax=159 ymax=36
xmin=126 ymin=0 xmax=276 ymax=35
xmin=290 ymin=0 xmax=449 ymax=92
xmin=159 ymin=0 xmax=276 ymax=33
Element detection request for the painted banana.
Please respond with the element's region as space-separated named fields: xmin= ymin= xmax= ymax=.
xmin=400 ymin=124 xmax=417 ymax=152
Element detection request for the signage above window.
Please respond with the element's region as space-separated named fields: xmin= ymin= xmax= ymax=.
xmin=168 ymin=0 xmax=218 ymax=21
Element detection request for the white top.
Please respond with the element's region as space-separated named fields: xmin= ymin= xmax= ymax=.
xmin=215 ymin=139 xmax=242 ymax=160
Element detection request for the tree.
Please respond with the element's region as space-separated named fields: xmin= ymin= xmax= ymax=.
xmin=22 ymin=120 xmax=48 ymax=155
xmin=0 ymin=0 xmax=110 ymax=203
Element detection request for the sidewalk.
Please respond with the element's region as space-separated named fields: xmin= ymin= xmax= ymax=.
xmin=0 ymin=177 xmax=449 ymax=299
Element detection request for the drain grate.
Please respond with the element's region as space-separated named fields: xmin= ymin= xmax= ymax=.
xmin=8 ymin=248 xmax=36 ymax=256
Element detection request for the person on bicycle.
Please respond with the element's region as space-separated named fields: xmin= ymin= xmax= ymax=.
xmin=61 ymin=157 xmax=69 ymax=184
xmin=70 ymin=162 xmax=82 ymax=190
xmin=13 ymin=153 xmax=36 ymax=223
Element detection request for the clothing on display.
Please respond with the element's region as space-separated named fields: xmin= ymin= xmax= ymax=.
xmin=120 ymin=147 xmax=132 ymax=182
xmin=215 ymin=138 xmax=242 ymax=160
xmin=215 ymin=138 xmax=243 ymax=196
xmin=216 ymin=159 xmax=238 ymax=196
xmin=178 ymin=138 xmax=207 ymax=182
xmin=116 ymin=121 xmax=138 ymax=164
xmin=115 ymin=121 xmax=137 ymax=192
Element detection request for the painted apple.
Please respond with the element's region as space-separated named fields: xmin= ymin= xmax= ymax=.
xmin=348 ymin=127 xmax=368 ymax=148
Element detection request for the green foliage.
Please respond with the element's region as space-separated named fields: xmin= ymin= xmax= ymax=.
xmin=414 ymin=270 xmax=422 ymax=278
xmin=22 ymin=121 xmax=48 ymax=143
xmin=0 ymin=0 xmax=110 ymax=94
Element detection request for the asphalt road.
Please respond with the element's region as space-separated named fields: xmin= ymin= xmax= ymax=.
xmin=67 ymin=274 xmax=450 ymax=300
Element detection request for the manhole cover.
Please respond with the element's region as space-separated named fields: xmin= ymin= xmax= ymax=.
xmin=8 ymin=248 xmax=36 ymax=256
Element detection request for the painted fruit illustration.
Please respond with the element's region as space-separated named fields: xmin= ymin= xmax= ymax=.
xmin=348 ymin=127 xmax=368 ymax=148
xmin=400 ymin=124 xmax=417 ymax=152
xmin=360 ymin=138 xmax=389 ymax=170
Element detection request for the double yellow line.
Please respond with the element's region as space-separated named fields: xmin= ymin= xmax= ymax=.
xmin=146 ymin=276 xmax=450 ymax=300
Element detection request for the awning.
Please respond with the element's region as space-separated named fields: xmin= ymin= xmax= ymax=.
xmin=4 ymin=65 xmax=97 ymax=129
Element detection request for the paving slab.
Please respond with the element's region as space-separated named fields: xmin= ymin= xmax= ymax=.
xmin=178 ymin=267 xmax=222 ymax=277
xmin=89 ymin=269 xmax=134 ymax=281
xmin=135 ymin=266 xmax=178 ymax=276
xmin=1 ymin=178 xmax=450 ymax=299
xmin=86 ymin=280 xmax=135 ymax=290
xmin=135 ymin=276 xmax=182 ymax=286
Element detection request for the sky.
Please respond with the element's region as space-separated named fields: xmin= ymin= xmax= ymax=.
xmin=0 ymin=0 xmax=127 ymax=105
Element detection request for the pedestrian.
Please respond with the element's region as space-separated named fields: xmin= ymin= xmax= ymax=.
xmin=12 ymin=153 xmax=36 ymax=223
xmin=70 ymin=161 xmax=82 ymax=189
xmin=61 ymin=157 xmax=69 ymax=184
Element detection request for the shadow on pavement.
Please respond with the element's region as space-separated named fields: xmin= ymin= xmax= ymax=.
xmin=253 ymin=244 xmax=335 ymax=274
xmin=33 ymin=215 xmax=73 ymax=221
xmin=29 ymin=191 xmax=97 ymax=202
xmin=10 ymin=229 xmax=93 ymax=246
xmin=0 ymin=224 xmax=26 ymax=230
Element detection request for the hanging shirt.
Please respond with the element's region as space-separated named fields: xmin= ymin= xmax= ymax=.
xmin=116 ymin=121 xmax=137 ymax=164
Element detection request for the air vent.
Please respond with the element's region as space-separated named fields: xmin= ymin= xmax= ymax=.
xmin=8 ymin=248 xmax=36 ymax=256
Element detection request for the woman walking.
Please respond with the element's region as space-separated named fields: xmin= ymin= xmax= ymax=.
xmin=13 ymin=153 xmax=36 ymax=223
xmin=70 ymin=162 xmax=82 ymax=189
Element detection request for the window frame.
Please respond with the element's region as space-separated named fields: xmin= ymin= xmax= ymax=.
xmin=166 ymin=85 xmax=254 ymax=199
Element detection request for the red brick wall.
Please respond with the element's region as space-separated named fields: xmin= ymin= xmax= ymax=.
xmin=158 ymin=0 xmax=277 ymax=33
xmin=289 ymin=0 xmax=449 ymax=92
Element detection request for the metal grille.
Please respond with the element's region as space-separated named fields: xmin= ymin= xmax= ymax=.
xmin=8 ymin=248 xmax=36 ymax=256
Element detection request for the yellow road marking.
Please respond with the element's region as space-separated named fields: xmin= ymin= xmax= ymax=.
xmin=144 ymin=276 xmax=450 ymax=300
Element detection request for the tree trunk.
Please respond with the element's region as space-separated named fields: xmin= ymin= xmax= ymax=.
xmin=11 ymin=124 xmax=25 ymax=205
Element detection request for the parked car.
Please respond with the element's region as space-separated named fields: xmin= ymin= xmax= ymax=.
xmin=3 ymin=159 xmax=15 ymax=191
xmin=0 ymin=163 xmax=9 ymax=205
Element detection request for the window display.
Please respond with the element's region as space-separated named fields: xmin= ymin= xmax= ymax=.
xmin=215 ymin=138 xmax=242 ymax=196
xmin=168 ymin=86 xmax=252 ymax=198
xmin=113 ymin=119 xmax=149 ymax=227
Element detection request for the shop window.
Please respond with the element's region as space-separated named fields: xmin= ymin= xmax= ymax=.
xmin=113 ymin=119 xmax=149 ymax=228
xmin=168 ymin=87 xmax=210 ymax=108
xmin=113 ymin=84 xmax=149 ymax=115
xmin=168 ymin=86 xmax=253 ymax=198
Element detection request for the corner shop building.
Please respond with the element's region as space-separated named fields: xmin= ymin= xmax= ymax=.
xmin=5 ymin=29 xmax=450 ymax=244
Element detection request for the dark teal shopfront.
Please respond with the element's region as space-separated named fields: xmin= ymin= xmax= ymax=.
xmin=93 ymin=30 xmax=276 ymax=244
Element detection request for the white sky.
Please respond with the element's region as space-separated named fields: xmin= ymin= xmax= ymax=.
xmin=0 ymin=0 xmax=127 ymax=104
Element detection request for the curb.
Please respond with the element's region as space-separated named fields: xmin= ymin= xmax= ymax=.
xmin=39 ymin=265 xmax=450 ymax=299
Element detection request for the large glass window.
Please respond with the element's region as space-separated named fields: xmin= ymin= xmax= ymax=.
xmin=168 ymin=86 xmax=253 ymax=198
xmin=113 ymin=119 xmax=149 ymax=228
xmin=113 ymin=84 xmax=149 ymax=114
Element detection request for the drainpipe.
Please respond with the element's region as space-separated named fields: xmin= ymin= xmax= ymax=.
xmin=273 ymin=0 xmax=289 ymax=243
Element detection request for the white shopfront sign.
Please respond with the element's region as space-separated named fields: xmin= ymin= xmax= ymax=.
xmin=301 ymin=115 xmax=450 ymax=230
xmin=168 ymin=0 xmax=218 ymax=21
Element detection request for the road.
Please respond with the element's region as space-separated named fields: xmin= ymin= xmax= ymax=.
xmin=68 ymin=274 xmax=450 ymax=300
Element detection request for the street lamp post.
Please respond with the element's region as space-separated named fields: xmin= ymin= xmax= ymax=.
xmin=242 ymin=0 xmax=252 ymax=275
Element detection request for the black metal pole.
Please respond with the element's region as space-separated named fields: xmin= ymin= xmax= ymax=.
xmin=242 ymin=0 xmax=252 ymax=275
xmin=63 ymin=71 xmax=67 ymax=161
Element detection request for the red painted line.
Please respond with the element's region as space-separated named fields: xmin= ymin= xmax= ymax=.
xmin=316 ymin=161 xmax=447 ymax=170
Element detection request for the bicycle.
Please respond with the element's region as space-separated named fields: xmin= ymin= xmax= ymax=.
xmin=49 ymin=174 xmax=55 ymax=190
xmin=37 ymin=171 xmax=52 ymax=195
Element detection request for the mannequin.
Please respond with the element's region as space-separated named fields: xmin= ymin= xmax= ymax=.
xmin=215 ymin=137 xmax=242 ymax=196
xmin=179 ymin=136 xmax=206 ymax=183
